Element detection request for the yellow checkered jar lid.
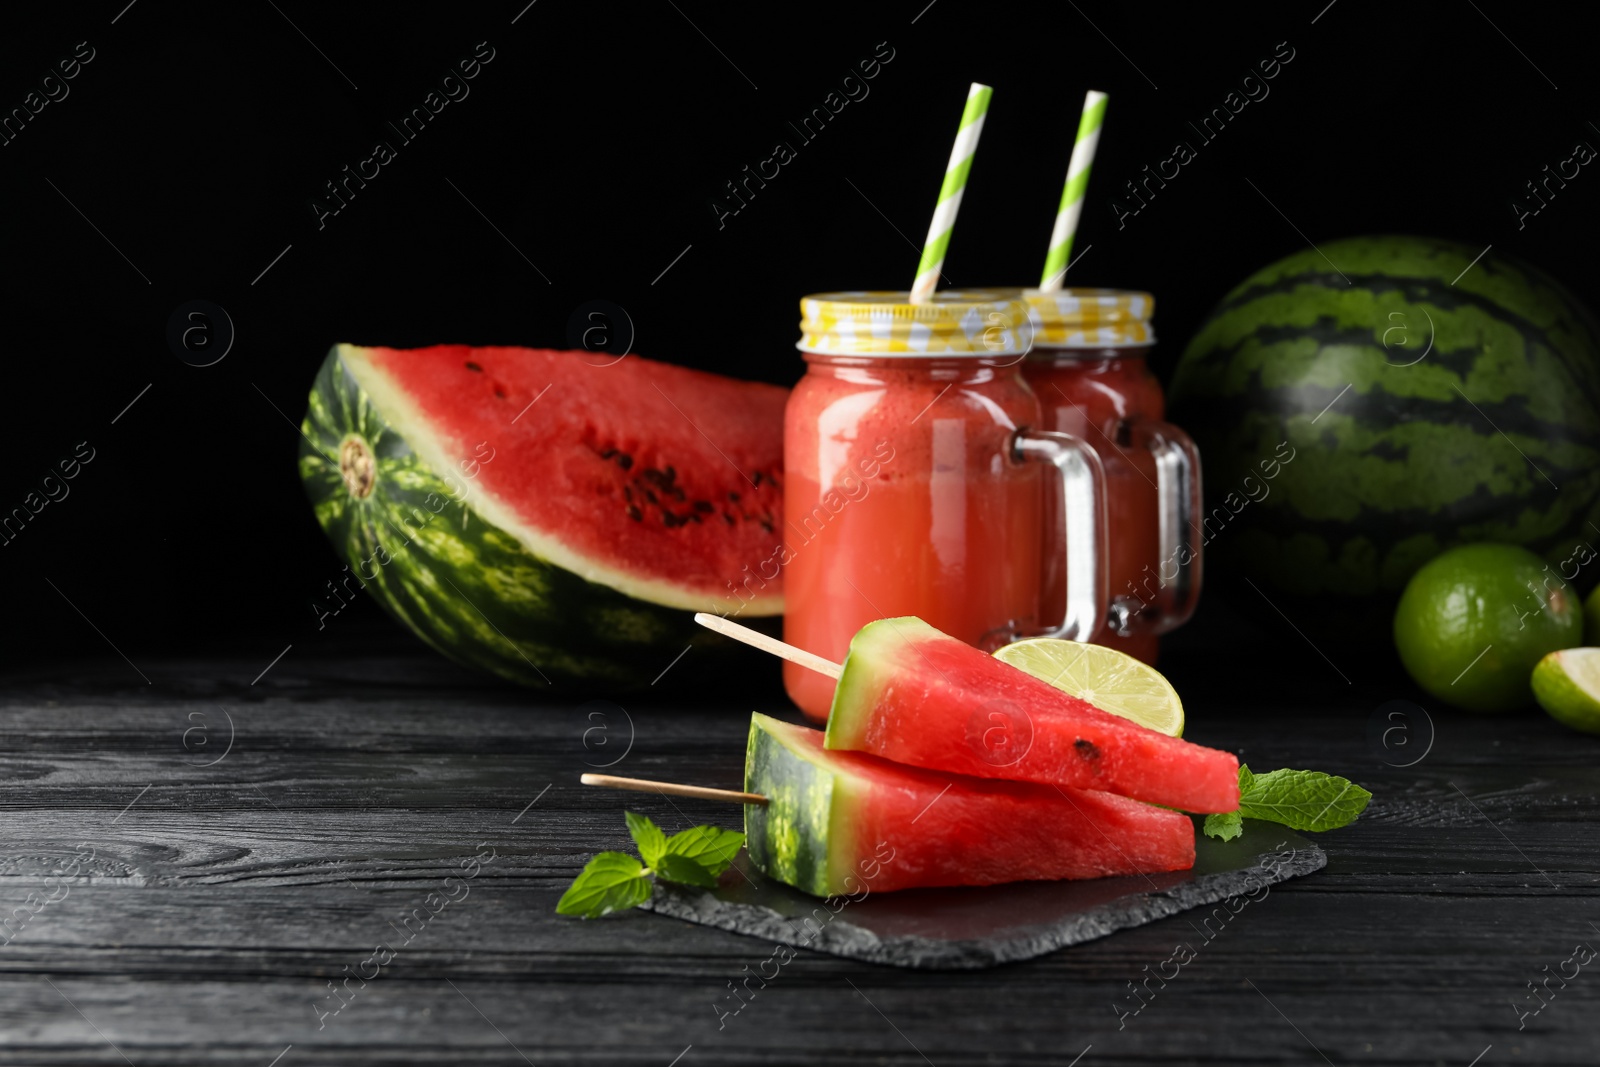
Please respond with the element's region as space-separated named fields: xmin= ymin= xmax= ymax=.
xmin=1015 ymin=287 xmax=1155 ymax=348
xmin=798 ymin=291 xmax=1033 ymax=357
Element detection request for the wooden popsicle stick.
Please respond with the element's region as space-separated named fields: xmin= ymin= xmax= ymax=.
xmin=693 ymin=612 xmax=843 ymax=679
xmin=580 ymin=772 xmax=768 ymax=806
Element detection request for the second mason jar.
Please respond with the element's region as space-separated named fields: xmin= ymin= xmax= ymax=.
xmin=1017 ymin=288 xmax=1203 ymax=665
xmin=783 ymin=291 xmax=1107 ymax=722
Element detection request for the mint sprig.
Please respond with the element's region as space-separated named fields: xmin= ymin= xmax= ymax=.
xmin=555 ymin=852 xmax=652 ymax=917
xmin=557 ymin=811 xmax=743 ymax=919
xmin=655 ymin=852 xmax=719 ymax=887
xmin=1202 ymin=810 xmax=1243 ymax=841
xmin=625 ymin=810 xmax=668 ymax=868
xmin=664 ymin=824 xmax=744 ymax=871
xmin=1203 ymin=764 xmax=1371 ymax=840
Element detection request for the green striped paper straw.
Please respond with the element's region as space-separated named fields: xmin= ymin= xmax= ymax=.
xmin=1039 ymin=90 xmax=1108 ymax=292
xmin=910 ymin=82 xmax=993 ymax=305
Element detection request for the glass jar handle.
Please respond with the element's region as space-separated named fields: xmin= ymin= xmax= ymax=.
xmin=1012 ymin=429 xmax=1108 ymax=642
xmin=1111 ymin=418 xmax=1203 ymax=637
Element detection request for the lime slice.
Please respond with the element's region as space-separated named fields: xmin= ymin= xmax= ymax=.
xmin=993 ymin=638 xmax=1184 ymax=737
xmin=1531 ymin=648 xmax=1600 ymax=734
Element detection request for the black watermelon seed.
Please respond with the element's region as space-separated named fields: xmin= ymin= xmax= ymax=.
xmin=600 ymin=448 xmax=618 ymax=460
xmin=644 ymin=489 xmax=658 ymax=504
xmin=493 ymin=387 xmax=506 ymax=399
xmin=693 ymin=500 xmax=713 ymax=513
xmin=728 ymin=491 xmax=741 ymax=501
xmin=1074 ymin=738 xmax=1101 ymax=760
xmin=627 ymin=505 xmax=642 ymax=521
xmin=465 ymin=361 xmax=483 ymax=372
xmin=662 ymin=512 xmax=681 ymax=528
xmin=617 ymin=454 xmax=633 ymax=470
xmin=724 ymin=514 xmax=735 ymax=525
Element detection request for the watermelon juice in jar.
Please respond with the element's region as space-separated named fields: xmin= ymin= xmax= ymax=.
xmin=1017 ymin=288 xmax=1202 ymax=664
xmin=782 ymin=291 xmax=1108 ymax=721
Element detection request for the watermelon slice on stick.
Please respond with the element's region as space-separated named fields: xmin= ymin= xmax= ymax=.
xmin=743 ymin=714 xmax=1194 ymax=895
xmin=580 ymin=714 xmax=1196 ymax=897
xmin=694 ymin=613 xmax=1240 ymax=814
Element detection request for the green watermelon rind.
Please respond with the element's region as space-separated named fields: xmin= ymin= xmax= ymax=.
xmin=1169 ymin=236 xmax=1600 ymax=601
xmin=745 ymin=713 xmax=860 ymax=897
xmin=822 ymin=617 xmax=900 ymax=752
xmin=298 ymin=345 xmax=741 ymax=689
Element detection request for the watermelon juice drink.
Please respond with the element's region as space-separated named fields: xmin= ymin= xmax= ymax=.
xmin=1017 ymin=289 xmax=1202 ymax=664
xmin=782 ymin=292 xmax=1108 ymax=721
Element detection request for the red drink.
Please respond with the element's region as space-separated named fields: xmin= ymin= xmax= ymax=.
xmin=782 ymin=292 xmax=1108 ymax=721
xmin=1019 ymin=289 xmax=1201 ymax=663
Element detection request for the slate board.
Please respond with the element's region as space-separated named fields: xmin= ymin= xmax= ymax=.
xmin=641 ymin=822 xmax=1326 ymax=968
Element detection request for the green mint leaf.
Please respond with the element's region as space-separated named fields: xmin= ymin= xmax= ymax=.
xmin=655 ymin=852 xmax=719 ymax=887
xmin=1237 ymin=763 xmax=1255 ymax=795
xmin=1238 ymin=768 xmax=1371 ymax=832
xmin=625 ymin=810 xmax=667 ymax=868
xmin=555 ymin=852 xmax=651 ymax=919
xmin=664 ymin=825 xmax=745 ymax=876
xmin=1203 ymin=811 xmax=1243 ymax=841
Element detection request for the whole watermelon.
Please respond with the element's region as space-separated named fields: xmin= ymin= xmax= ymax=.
xmin=1169 ymin=236 xmax=1600 ymax=626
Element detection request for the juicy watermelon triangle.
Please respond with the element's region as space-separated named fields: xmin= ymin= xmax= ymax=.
xmin=745 ymin=713 xmax=1195 ymax=897
xmin=824 ymin=617 xmax=1241 ymax=813
xmin=342 ymin=344 xmax=786 ymax=614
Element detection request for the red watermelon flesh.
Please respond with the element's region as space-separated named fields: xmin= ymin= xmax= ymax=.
xmin=823 ymin=618 xmax=1241 ymax=813
xmin=745 ymin=714 xmax=1195 ymax=897
xmin=344 ymin=345 xmax=786 ymax=613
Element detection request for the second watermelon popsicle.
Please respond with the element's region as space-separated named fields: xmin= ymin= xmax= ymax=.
xmin=821 ymin=617 xmax=1241 ymax=813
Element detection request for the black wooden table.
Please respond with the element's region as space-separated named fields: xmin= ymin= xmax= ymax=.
xmin=3 ymin=618 xmax=1597 ymax=1066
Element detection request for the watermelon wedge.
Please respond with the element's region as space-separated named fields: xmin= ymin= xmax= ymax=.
xmin=823 ymin=618 xmax=1240 ymax=813
xmin=746 ymin=713 xmax=1195 ymax=897
xmin=299 ymin=344 xmax=785 ymax=687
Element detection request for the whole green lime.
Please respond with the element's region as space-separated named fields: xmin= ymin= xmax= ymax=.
xmin=1393 ymin=543 xmax=1582 ymax=712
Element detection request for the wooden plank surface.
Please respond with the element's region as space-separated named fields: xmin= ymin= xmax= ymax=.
xmin=1 ymin=634 xmax=1598 ymax=1065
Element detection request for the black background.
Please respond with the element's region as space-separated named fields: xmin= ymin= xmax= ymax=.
xmin=3 ymin=0 xmax=1598 ymax=670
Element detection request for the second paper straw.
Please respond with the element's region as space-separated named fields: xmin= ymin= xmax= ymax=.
xmin=910 ymin=82 xmax=992 ymax=304
xmin=1039 ymin=90 xmax=1108 ymax=292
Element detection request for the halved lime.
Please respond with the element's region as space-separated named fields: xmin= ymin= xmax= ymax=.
xmin=1531 ymin=648 xmax=1600 ymax=735
xmin=993 ymin=638 xmax=1184 ymax=737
